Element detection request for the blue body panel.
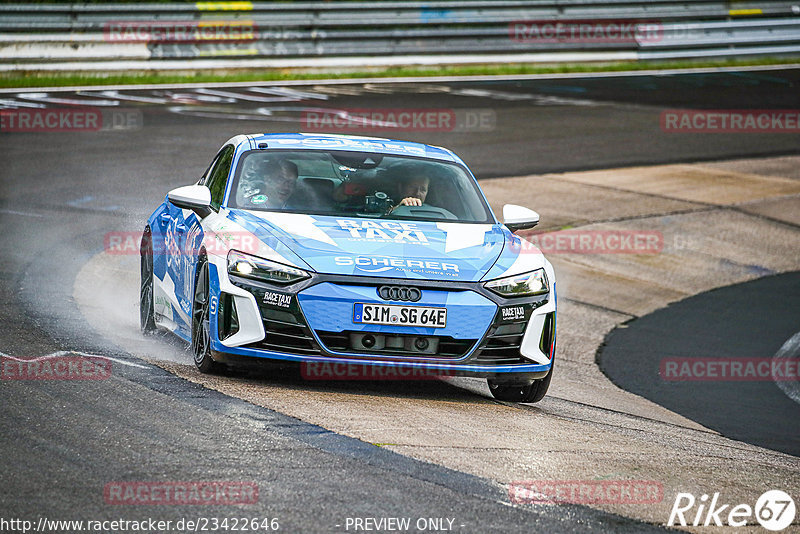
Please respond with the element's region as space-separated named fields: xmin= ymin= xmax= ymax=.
xmin=229 ymin=210 xmax=509 ymax=282
xmin=147 ymin=196 xmax=204 ymax=340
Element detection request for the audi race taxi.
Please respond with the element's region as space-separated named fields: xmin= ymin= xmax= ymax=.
xmin=140 ymin=133 xmax=556 ymax=402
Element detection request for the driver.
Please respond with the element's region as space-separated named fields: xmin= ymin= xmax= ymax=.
xmin=386 ymin=168 xmax=457 ymax=219
xmin=394 ymin=176 xmax=429 ymax=208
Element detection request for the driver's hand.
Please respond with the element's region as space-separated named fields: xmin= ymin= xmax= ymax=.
xmin=399 ymin=197 xmax=423 ymax=207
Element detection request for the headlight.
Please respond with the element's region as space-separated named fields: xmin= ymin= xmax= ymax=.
xmin=227 ymin=250 xmax=309 ymax=285
xmin=485 ymin=269 xmax=548 ymax=297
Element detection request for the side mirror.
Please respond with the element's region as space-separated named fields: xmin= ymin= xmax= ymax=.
xmin=168 ymin=184 xmax=213 ymax=218
xmin=503 ymin=204 xmax=539 ymax=232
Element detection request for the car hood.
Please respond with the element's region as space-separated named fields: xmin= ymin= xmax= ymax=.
xmin=225 ymin=210 xmax=541 ymax=282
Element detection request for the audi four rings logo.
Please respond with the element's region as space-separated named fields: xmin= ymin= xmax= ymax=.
xmin=378 ymin=286 xmax=422 ymax=302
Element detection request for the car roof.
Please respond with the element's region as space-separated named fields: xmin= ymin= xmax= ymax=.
xmin=236 ymin=133 xmax=461 ymax=164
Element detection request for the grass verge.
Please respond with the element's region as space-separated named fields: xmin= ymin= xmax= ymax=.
xmin=1 ymin=57 xmax=798 ymax=89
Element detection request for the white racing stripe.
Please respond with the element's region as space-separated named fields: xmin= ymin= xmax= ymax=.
xmin=437 ymin=223 xmax=493 ymax=253
xmin=248 ymin=211 xmax=337 ymax=247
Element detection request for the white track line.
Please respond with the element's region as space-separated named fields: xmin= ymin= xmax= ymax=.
xmin=0 ymin=209 xmax=46 ymax=218
xmin=772 ymin=331 xmax=800 ymax=406
xmin=0 ymin=350 xmax=150 ymax=369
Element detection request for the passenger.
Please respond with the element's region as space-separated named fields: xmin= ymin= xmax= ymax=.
xmin=261 ymin=160 xmax=299 ymax=209
xmin=238 ymin=159 xmax=299 ymax=209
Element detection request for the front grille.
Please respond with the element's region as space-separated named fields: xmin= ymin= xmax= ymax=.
xmin=315 ymin=330 xmax=477 ymax=360
xmin=472 ymin=321 xmax=528 ymax=365
xmin=245 ymin=308 xmax=322 ymax=356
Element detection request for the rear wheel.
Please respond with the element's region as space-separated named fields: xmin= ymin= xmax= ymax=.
xmin=192 ymin=257 xmax=222 ymax=374
xmin=139 ymin=230 xmax=157 ymax=334
xmin=488 ymin=362 xmax=553 ymax=403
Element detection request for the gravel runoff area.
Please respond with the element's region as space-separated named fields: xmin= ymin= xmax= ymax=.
xmin=75 ymin=155 xmax=800 ymax=529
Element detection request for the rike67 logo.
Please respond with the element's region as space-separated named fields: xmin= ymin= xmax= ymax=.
xmin=668 ymin=490 xmax=795 ymax=531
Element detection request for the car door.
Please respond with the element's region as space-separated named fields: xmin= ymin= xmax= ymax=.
xmin=164 ymin=145 xmax=235 ymax=336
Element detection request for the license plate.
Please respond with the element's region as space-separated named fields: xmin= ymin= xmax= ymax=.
xmin=353 ymin=303 xmax=447 ymax=328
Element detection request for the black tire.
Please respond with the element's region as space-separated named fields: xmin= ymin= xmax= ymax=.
xmin=191 ymin=257 xmax=222 ymax=374
xmin=139 ymin=230 xmax=157 ymax=334
xmin=488 ymin=361 xmax=553 ymax=403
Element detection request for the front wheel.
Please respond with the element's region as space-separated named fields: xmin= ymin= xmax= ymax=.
xmin=140 ymin=230 xmax=157 ymax=334
xmin=488 ymin=362 xmax=553 ymax=403
xmin=191 ymin=257 xmax=222 ymax=374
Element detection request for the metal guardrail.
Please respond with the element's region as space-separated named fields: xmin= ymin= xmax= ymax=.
xmin=1 ymin=1 xmax=799 ymax=29
xmin=0 ymin=1 xmax=798 ymax=70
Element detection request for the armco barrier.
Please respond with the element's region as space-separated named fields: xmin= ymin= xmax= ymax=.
xmin=0 ymin=1 xmax=798 ymax=71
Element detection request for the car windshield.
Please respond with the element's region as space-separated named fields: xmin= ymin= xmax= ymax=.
xmin=227 ymin=150 xmax=494 ymax=223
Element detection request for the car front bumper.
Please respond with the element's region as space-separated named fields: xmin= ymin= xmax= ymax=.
xmin=208 ymin=263 xmax=556 ymax=379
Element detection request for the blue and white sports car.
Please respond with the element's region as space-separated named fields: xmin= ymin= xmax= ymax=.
xmin=141 ymin=133 xmax=556 ymax=402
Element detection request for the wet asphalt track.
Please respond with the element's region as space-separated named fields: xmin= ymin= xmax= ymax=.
xmin=1 ymin=67 xmax=799 ymax=531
